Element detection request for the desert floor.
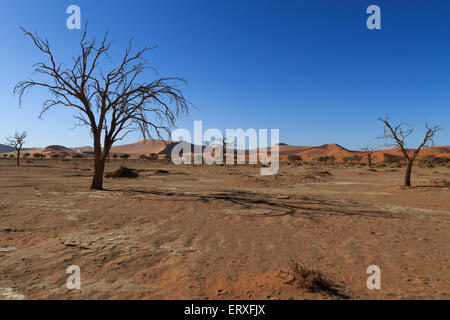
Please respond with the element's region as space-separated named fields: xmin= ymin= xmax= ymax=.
xmin=0 ymin=158 xmax=449 ymax=300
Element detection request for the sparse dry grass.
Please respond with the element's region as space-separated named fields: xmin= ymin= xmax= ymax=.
xmin=286 ymin=260 xmax=348 ymax=298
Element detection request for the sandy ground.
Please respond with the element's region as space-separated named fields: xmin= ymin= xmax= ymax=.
xmin=0 ymin=158 xmax=449 ymax=300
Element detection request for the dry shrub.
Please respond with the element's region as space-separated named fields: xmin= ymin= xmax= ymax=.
xmin=296 ymin=170 xmax=332 ymax=183
xmin=286 ymin=260 xmax=347 ymax=298
xmin=316 ymin=170 xmax=332 ymax=177
xmin=105 ymin=166 xmax=139 ymax=178
xmin=298 ymin=174 xmax=321 ymax=183
xmin=264 ymin=170 xmax=334 ymax=186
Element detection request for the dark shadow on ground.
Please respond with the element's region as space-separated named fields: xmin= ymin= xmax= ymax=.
xmin=102 ymin=188 xmax=403 ymax=220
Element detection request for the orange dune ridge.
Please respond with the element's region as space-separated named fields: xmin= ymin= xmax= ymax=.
xmin=15 ymin=140 xmax=450 ymax=162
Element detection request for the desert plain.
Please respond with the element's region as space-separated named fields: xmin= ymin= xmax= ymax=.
xmin=0 ymin=146 xmax=449 ymax=300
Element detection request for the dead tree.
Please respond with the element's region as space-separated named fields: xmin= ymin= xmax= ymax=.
xmin=5 ymin=131 xmax=27 ymax=166
xmin=361 ymin=146 xmax=378 ymax=168
xmin=378 ymin=116 xmax=441 ymax=187
xmin=208 ymin=137 xmax=237 ymax=165
xmin=14 ymin=27 xmax=190 ymax=190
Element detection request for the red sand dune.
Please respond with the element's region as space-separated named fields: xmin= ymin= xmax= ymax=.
xmin=369 ymin=146 xmax=450 ymax=162
xmin=110 ymin=140 xmax=169 ymax=155
xmin=277 ymin=143 xmax=359 ymax=161
xmin=16 ymin=140 xmax=450 ymax=162
xmin=265 ymin=144 xmax=450 ymax=162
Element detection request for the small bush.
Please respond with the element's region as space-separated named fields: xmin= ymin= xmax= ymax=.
xmin=383 ymin=153 xmax=403 ymax=165
xmin=120 ymin=154 xmax=130 ymax=159
xmin=352 ymin=155 xmax=362 ymax=164
xmin=148 ymin=153 xmax=159 ymax=161
xmin=317 ymin=170 xmax=332 ymax=177
xmin=105 ymin=166 xmax=139 ymax=178
xmin=435 ymin=156 xmax=449 ymax=165
xmin=317 ymin=156 xmax=335 ymax=165
xmin=419 ymin=155 xmax=436 ymax=168
xmin=72 ymin=153 xmax=84 ymax=159
xmin=343 ymin=155 xmax=361 ymax=164
xmin=317 ymin=156 xmax=327 ymax=163
xmin=287 ymin=260 xmax=342 ymax=297
xmin=288 ymin=155 xmax=302 ymax=163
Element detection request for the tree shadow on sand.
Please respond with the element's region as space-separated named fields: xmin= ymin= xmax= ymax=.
xmin=103 ymin=188 xmax=404 ymax=220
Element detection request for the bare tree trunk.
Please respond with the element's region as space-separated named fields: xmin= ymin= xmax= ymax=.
xmin=91 ymin=158 xmax=105 ymax=190
xmin=90 ymin=134 xmax=105 ymax=190
xmin=404 ymin=160 xmax=413 ymax=187
xmin=16 ymin=150 xmax=20 ymax=166
xmin=368 ymin=156 xmax=372 ymax=168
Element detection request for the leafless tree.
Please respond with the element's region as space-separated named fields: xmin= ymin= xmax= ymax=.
xmin=207 ymin=136 xmax=237 ymax=165
xmin=378 ymin=116 xmax=441 ymax=187
xmin=14 ymin=27 xmax=190 ymax=190
xmin=5 ymin=131 xmax=27 ymax=166
xmin=361 ymin=146 xmax=378 ymax=168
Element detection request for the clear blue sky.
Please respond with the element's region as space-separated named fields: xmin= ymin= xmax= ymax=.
xmin=1 ymin=0 xmax=449 ymax=150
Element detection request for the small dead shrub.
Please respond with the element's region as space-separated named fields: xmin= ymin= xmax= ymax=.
xmin=286 ymin=260 xmax=345 ymax=298
xmin=317 ymin=170 xmax=332 ymax=177
xmin=105 ymin=166 xmax=139 ymax=178
xmin=301 ymin=170 xmax=331 ymax=182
